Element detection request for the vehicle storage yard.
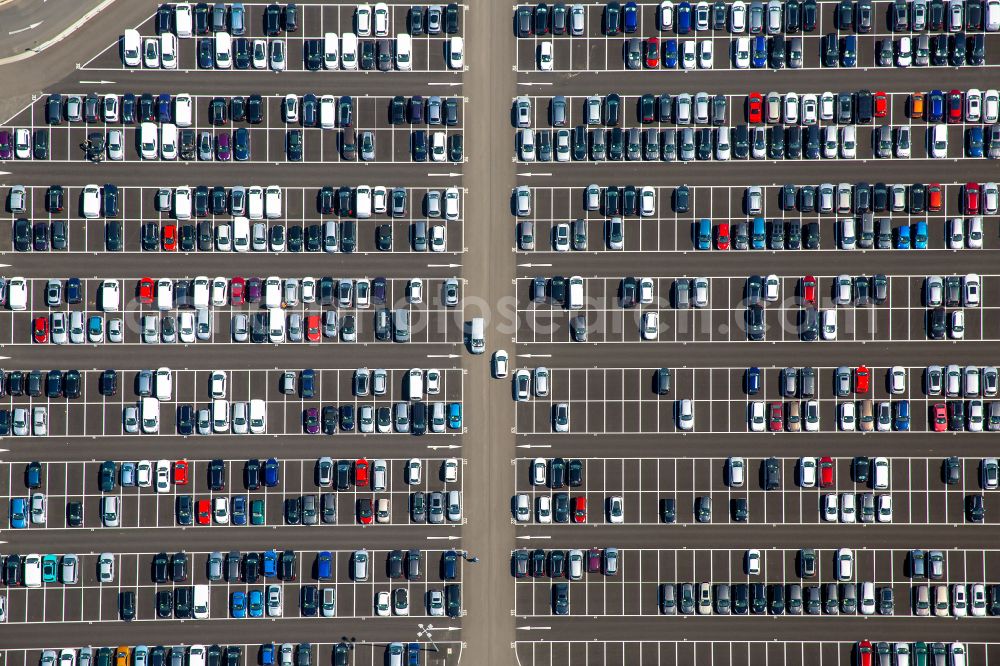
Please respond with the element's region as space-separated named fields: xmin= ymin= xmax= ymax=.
xmin=1 ymin=1 xmax=1000 ymax=665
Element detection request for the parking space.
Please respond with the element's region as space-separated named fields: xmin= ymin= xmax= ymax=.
xmin=0 ymin=366 xmax=464 ymax=437
xmin=2 ymin=456 xmax=462 ymax=529
xmin=1 ymin=275 xmax=463 ymax=345
xmin=514 ymin=182 xmax=992 ymax=253
xmin=3 ymin=93 xmax=465 ymax=163
xmin=511 ymin=546 xmax=1000 ymax=617
xmin=1 ymin=547 xmax=463 ymax=623
xmin=511 ymin=456 xmax=999 ymax=525
xmin=2 ymin=184 xmax=465 ymax=255
xmin=512 ymin=364 xmax=1000 ymax=434
xmin=83 ymin=2 xmax=465 ymax=73
xmin=515 ymin=273 xmax=995 ymax=343
xmin=514 ymin=641 xmax=999 ymax=666
xmin=514 ymin=1 xmax=1000 ymax=72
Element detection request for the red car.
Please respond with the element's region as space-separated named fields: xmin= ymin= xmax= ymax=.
xmin=32 ymin=317 xmax=48 ymax=343
xmin=715 ymin=223 xmax=730 ymax=250
xmin=572 ymin=497 xmax=587 ymax=523
xmin=196 ymin=499 xmax=211 ymax=525
xmin=357 ymin=498 xmax=374 ymax=525
xmin=818 ymin=457 xmax=835 ymax=488
xmin=873 ymin=91 xmax=887 ymax=117
xmin=854 ymin=366 xmax=870 ymax=393
xmin=927 ymin=182 xmax=943 ymax=211
xmin=162 ymin=224 xmax=177 ymax=251
xmin=138 ymin=277 xmax=155 ymax=304
xmin=857 ymin=641 xmax=873 ymax=666
xmin=947 ymin=90 xmax=963 ymax=122
xmin=354 ymin=459 xmax=369 ymax=487
xmin=644 ymin=37 xmax=659 ymax=68
xmin=932 ymin=403 xmax=947 ymax=431
xmin=769 ymin=403 xmax=783 ymax=431
xmin=801 ymin=275 xmax=817 ymax=306
xmin=305 ymin=315 xmax=321 ymax=342
xmin=747 ymin=92 xmax=763 ymax=123
xmin=174 ymin=460 xmax=189 ymax=485
xmin=964 ymin=182 xmax=980 ymax=214
xmin=230 ymin=277 xmax=245 ymax=306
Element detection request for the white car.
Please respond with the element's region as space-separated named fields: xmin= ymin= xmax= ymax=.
xmin=448 ymin=36 xmax=464 ymax=69
xmin=373 ymin=2 xmax=389 ymax=35
xmin=839 ymin=402 xmax=856 ymax=431
xmin=821 ymin=310 xmax=837 ymax=340
xmin=375 ymin=591 xmax=390 ymax=616
xmin=638 ymin=278 xmax=654 ymax=304
xmin=698 ymin=40 xmax=713 ymax=68
xmin=745 ymin=549 xmax=761 ymax=575
xmin=799 ymin=457 xmax=817 ymax=487
xmin=840 ymin=493 xmax=856 ymax=523
xmin=641 ymin=312 xmax=658 ymax=340
xmin=836 ymin=548 xmax=854 ymax=580
xmin=763 ymin=275 xmax=779 ymax=302
xmin=514 ymin=494 xmax=530 ymax=522
xmin=681 ymin=40 xmax=696 ymax=69
xmin=493 ymin=350 xmax=509 ymax=378
xmin=538 ymin=41 xmax=553 ymax=70
xmin=749 ymin=402 xmax=765 ymax=432
xmin=660 ymin=1 xmax=675 ymax=29
xmin=877 ymin=494 xmax=893 ymax=522
xmin=822 ymin=494 xmax=838 ymax=522
xmin=607 ymin=496 xmax=624 ymax=523
xmin=733 ymin=37 xmax=750 ymax=68
xmin=407 ymin=278 xmax=423 ymax=303
xmin=406 ymin=459 xmax=422 ymax=485
xmin=252 ymin=39 xmax=267 ymax=68
xmin=889 ymin=366 xmax=906 ymax=394
xmin=443 ymin=458 xmax=459 ymax=483
xmin=536 ymin=496 xmax=552 ymax=523
xmin=639 ymin=187 xmax=655 ymax=216
xmin=213 ymin=497 xmax=229 ymax=524
xmin=514 ymin=369 xmax=531 ymax=401
xmin=676 ymin=399 xmax=694 ymax=430
xmin=155 ymin=460 xmax=171 ymax=493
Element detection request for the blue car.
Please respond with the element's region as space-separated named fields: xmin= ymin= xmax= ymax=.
xmin=232 ymin=495 xmax=247 ymax=525
xmin=913 ymin=221 xmax=928 ymax=249
xmin=234 ymin=127 xmax=250 ymax=161
xmin=248 ymin=589 xmax=264 ymax=618
xmin=66 ymin=277 xmax=82 ymax=303
xmin=88 ymin=316 xmax=103 ymax=340
xmin=745 ymin=367 xmax=761 ymax=395
xmin=316 ymin=551 xmax=333 ymax=580
xmin=231 ymin=591 xmax=247 ymax=618
xmin=676 ymin=2 xmax=692 ymax=33
xmin=695 ymin=219 xmax=711 ymax=250
xmin=623 ymin=1 xmax=639 ymax=32
xmin=966 ymin=126 xmax=984 ymax=157
xmin=751 ymin=36 xmax=767 ymax=67
xmin=662 ymin=39 xmax=678 ymax=68
xmin=751 ymin=217 xmax=766 ymax=249
xmin=894 ymin=401 xmax=910 ymax=431
xmin=840 ymin=35 xmax=856 ymax=66
xmin=448 ymin=403 xmax=462 ymax=430
xmin=928 ymin=90 xmax=944 ymax=122
xmin=260 ymin=645 xmax=275 ymax=666
xmin=407 ymin=643 xmax=421 ymax=666
xmin=10 ymin=497 xmax=28 ymax=528
xmin=157 ymin=93 xmax=172 ymax=122
xmin=264 ymin=457 xmax=280 ymax=487
xmin=895 ymin=225 xmax=910 ymax=248
xmin=263 ymin=550 xmax=278 ymax=578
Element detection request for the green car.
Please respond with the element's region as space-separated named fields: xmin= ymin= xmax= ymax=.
xmin=41 ymin=554 xmax=58 ymax=582
xmin=251 ymin=499 xmax=265 ymax=525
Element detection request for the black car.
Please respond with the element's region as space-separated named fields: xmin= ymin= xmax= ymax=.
xmin=750 ymin=583 xmax=767 ymax=614
xmin=171 ymin=551 xmax=188 ymax=581
xmin=32 ymin=222 xmax=49 ymax=251
xmin=301 ymin=586 xmax=318 ymax=616
xmin=944 ymin=456 xmax=962 ymax=484
xmin=285 ymin=497 xmax=301 ymax=524
xmin=853 ymin=456 xmax=870 ymax=483
xmin=967 ymin=495 xmax=985 ymax=522
xmin=553 ymin=493 xmax=570 ymax=522
xmin=732 ymin=498 xmax=749 ymax=521
xmin=763 ymin=458 xmax=781 ymax=489
xmin=208 ymin=459 xmax=225 ymax=490
xmin=265 ymin=4 xmax=282 ymax=34
xmin=177 ymin=405 xmax=194 ymax=435
xmin=66 ymin=501 xmax=83 ymax=526
xmin=174 ymin=587 xmax=192 ymax=618
xmin=176 ymin=496 xmax=193 ymax=525
xmin=4 ymin=554 xmax=21 ymax=585
xmin=120 ymin=591 xmax=136 ymax=621
xmin=567 ymin=459 xmax=583 ymax=486
xmin=63 ymin=370 xmax=81 ymax=399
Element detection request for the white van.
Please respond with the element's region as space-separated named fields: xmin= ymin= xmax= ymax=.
xmin=193 ymin=586 xmax=210 ymax=619
xmin=174 ymin=94 xmax=193 ymax=127
xmin=247 ymin=186 xmax=264 ymax=220
xmin=469 ymin=317 xmax=484 ymax=354
xmin=264 ymin=277 xmax=282 ymax=308
xmin=407 ymin=369 xmax=424 ymax=401
xmin=267 ymin=308 xmax=285 ymax=342
xmin=157 ymin=278 xmax=174 ymax=311
xmin=395 ymin=33 xmax=412 ymax=70
xmin=160 ymin=123 xmax=178 ymax=160
xmin=192 ymin=276 xmax=210 ymax=309
xmin=23 ymin=554 xmax=42 ymax=587
xmin=175 ymin=3 xmax=193 ymax=37
xmin=139 ymin=122 xmax=158 ymax=159
xmin=100 ymin=279 xmax=121 ymax=312
xmin=140 ymin=397 xmax=160 ymax=433
xmin=232 ymin=216 xmax=250 ymax=251
xmin=264 ymin=186 xmax=282 ymax=218
xmin=323 ymin=32 xmax=339 ymax=69
xmin=123 ymin=29 xmax=142 ymax=66
xmin=174 ymin=186 xmax=192 ymax=219
xmin=212 ymin=399 xmax=230 ymax=432
xmin=82 ymin=184 xmax=101 ymax=218
xmin=341 ymin=33 xmax=358 ymax=70
xmin=320 ymin=95 xmax=336 ymax=129
xmin=355 ymin=186 xmax=372 ymax=219
xmin=214 ymin=32 xmax=232 ymax=68
xmin=249 ymin=399 xmax=266 ymax=434
xmin=7 ymin=277 xmax=27 ymax=311
xmin=568 ymin=276 xmax=584 ymax=309
xmin=160 ymin=33 xmax=177 ymax=69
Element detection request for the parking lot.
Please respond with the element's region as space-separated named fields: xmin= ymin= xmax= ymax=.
xmin=514 ymin=181 xmax=993 ymax=253
xmin=512 ymin=456 xmax=998 ymax=525
xmin=512 ymin=546 xmax=1000 ymax=617
xmin=514 ymin=0 xmax=1000 ymax=72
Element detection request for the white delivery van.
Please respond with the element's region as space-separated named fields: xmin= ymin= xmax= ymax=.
xmin=214 ymin=32 xmax=232 ymax=68
xmin=174 ymin=3 xmax=193 ymax=37
xmin=469 ymin=317 xmax=485 ymax=354
xmin=192 ymin=276 xmax=210 ymax=309
xmin=140 ymin=397 xmax=160 ymax=433
xmin=568 ymin=276 xmax=584 ymax=309
xmin=264 ymin=186 xmax=282 ymax=218
xmin=407 ymin=369 xmax=424 ymax=401
xmin=174 ymin=94 xmax=193 ymax=127
xmin=232 ymin=216 xmax=250 ymax=251
xmin=247 ymin=186 xmax=264 ymax=220
xmin=395 ymin=33 xmax=412 ymax=70
xmin=174 ymin=186 xmax=192 ymax=219
xmin=157 ymin=278 xmax=174 ymax=310
xmin=341 ymin=33 xmax=358 ymax=69
xmin=139 ymin=122 xmax=158 ymax=159
xmin=320 ymin=95 xmax=336 ymax=129
xmin=267 ymin=308 xmax=285 ymax=342
xmin=7 ymin=277 xmax=27 ymax=311
xmin=193 ymin=586 xmax=210 ymax=619
xmin=355 ymin=186 xmax=372 ymax=219
xmin=160 ymin=123 xmax=178 ymax=160
xmin=323 ymin=32 xmax=339 ymax=69
xmin=264 ymin=276 xmax=282 ymax=308
xmin=212 ymin=399 xmax=230 ymax=433
xmin=100 ymin=279 xmax=121 ymax=312
xmin=122 ymin=29 xmax=142 ymax=66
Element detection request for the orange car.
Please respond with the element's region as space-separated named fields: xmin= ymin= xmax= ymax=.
xmin=910 ymin=92 xmax=925 ymax=119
